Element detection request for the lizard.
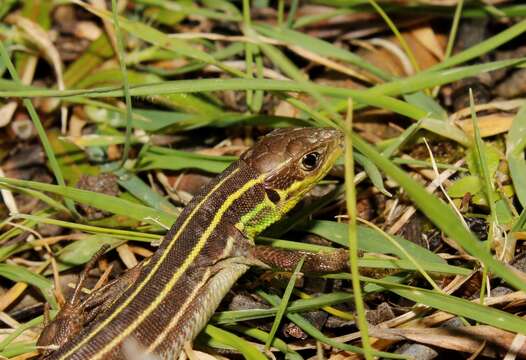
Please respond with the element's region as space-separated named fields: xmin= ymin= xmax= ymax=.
xmin=38 ymin=127 xmax=347 ymax=359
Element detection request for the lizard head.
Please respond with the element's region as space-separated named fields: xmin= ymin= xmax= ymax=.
xmin=241 ymin=127 xmax=343 ymax=217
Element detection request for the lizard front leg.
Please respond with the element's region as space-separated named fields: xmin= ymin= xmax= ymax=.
xmin=37 ymin=246 xmax=142 ymax=357
xmin=82 ymin=262 xmax=143 ymax=324
xmin=249 ymin=245 xmax=349 ymax=273
xmin=37 ymin=245 xmax=109 ymax=356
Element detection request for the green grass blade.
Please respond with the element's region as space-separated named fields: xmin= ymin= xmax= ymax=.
xmin=302 ymin=220 xmax=446 ymax=264
xmin=285 ymin=0 xmax=300 ymax=28
xmin=136 ymin=0 xmax=242 ymax=21
xmin=136 ymin=147 xmax=236 ymax=173
xmin=365 ymin=277 xmax=526 ymax=335
xmin=12 ymin=213 xmax=159 ymax=242
xmin=0 ymin=42 xmax=74 ymax=214
xmin=0 ymin=177 xmax=174 ymax=226
xmin=344 ymin=101 xmax=373 ymax=359
xmin=0 ymin=264 xmax=57 ymax=309
xmin=368 ymin=58 xmax=526 ymax=97
xmin=214 ymin=291 xmax=353 ymax=324
xmin=0 ymin=184 xmax=69 ymax=213
xmin=224 ymin=325 xmax=303 ymax=360
xmin=110 ymin=167 xmax=180 ymax=217
xmin=469 ymin=90 xmax=497 ymax=259
xmin=0 ymin=315 xmax=46 ymax=351
xmin=430 ymin=18 xmax=526 ymax=71
xmin=359 ymin=259 xmax=469 ymax=275
xmin=507 ymin=104 xmax=526 ymax=207
xmin=203 ymin=324 xmax=267 ymax=360
xmin=265 ymin=256 xmax=305 ymax=349
xmin=0 ymin=341 xmax=36 ymax=358
xmin=253 ymin=23 xmax=392 ymax=80
xmin=444 ymin=0 xmax=464 ymax=60
xmin=111 ymin=0 xmax=133 ymax=168
xmin=354 ymin=153 xmax=390 ymax=196
xmin=57 ymin=235 xmax=123 ymax=266
xmin=513 ymin=208 xmax=526 ymax=232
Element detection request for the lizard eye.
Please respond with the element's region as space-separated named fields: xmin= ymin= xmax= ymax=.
xmin=301 ymin=152 xmax=320 ymax=171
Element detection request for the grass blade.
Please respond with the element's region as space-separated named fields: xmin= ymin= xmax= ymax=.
xmin=344 ymin=100 xmax=373 ymax=359
xmin=265 ymin=256 xmax=305 ymax=349
xmin=0 ymin=177 xmax=174 ymax=226
xmin=507 ymin=104 xmax=526 ymax=207
xmin=365 ymin=277 xmax=526 ymax=335
xmin=203 ymin=324 xmax=267 ymax=360
xmin=0 ymin=264 xmax=57 ymax=309
xmin=0 ymin=42 xmax=74 ymax=213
